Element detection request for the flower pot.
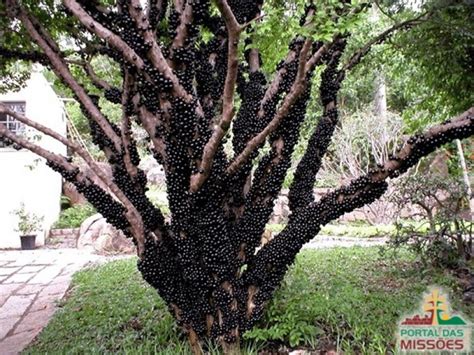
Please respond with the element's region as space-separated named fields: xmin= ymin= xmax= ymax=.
xmin=20 ymin=235 xmax=36 ymax=250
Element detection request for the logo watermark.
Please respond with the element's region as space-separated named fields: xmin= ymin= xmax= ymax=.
xmin=397 ymin=286 xmax=472 ymax=353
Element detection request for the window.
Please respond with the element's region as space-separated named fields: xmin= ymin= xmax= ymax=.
xmin=0 ymin=101 xmax=26 ymax=148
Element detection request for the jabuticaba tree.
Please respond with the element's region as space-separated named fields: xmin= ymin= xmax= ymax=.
xmin=0 ymin=0 xmax=472 ymax=353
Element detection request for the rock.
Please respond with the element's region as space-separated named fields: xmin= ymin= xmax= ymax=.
xmin=78 ymin=213 xmax=103 ymax=247
xmin=147 ymin=166 xmax=166 ymax=185
xmin=137 ymin=156 xmax=166 ymax=185
xmin=271 ymin=193 xmax=290 ymax=224
xmin=77 ymin=214 xmax=134 ymax=254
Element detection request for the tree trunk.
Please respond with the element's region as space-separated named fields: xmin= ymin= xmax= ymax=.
xmin=374 ymin=71 xmax=387 ymax=121
xmin=188 ymin=329 xmax=203 ymax=355
xmin=455 ymin=139 xmax=473 ymax=221
xmin=222 ymin=340 xmax=241 ymax=355
xmin=417 ymin=201 xmax=437 ymax=234
xmin=186 ymin=329 xmax=241 ymax=354
xmin=454 ymin=220 xmax=466 ymax=261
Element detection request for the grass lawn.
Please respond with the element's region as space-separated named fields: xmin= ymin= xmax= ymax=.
xmin=266 ymin=223 xmax=401 ymax=238
xmin=25 ymin=247 xmax=473 ymax=354
xmin=267 ymin=221 xmax=473 ymax=239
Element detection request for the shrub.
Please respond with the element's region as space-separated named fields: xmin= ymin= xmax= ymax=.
xmin=383 ymin=172 xmax=472 ymax=269
xmin=53 ymin=204 xmax=97 ymax=229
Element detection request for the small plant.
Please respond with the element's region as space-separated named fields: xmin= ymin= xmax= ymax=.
xmin=60 ymin=195 xmax=72 ymax=210
xmin=53 ymin=203 xmax=96 ymax=229
xmin=11 ymin=203 xmax=44 ymax=235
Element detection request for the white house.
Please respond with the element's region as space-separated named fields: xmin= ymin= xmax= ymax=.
xmin=0 ymin=70 xmax=67 ymax=249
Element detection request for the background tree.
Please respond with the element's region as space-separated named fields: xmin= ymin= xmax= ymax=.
xmin=0 ymin=0 xmax=472 ymax=353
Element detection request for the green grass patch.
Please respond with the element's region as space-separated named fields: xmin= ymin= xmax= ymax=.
xmin=266 ymin=222 xmax=395 ymax=238
xmin=52 ymin=203 xmax=96 ymax=229
xmin=26 ymin=248 xmax=472 ymax=354
xmin=320 ymin=223 xmax=398 ymax=238
xmin=267 ymin=221 xmax=430 ymax=238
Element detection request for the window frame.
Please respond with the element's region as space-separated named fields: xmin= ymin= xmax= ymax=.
xmin=0 ymin=101 xmax=27 ymax=149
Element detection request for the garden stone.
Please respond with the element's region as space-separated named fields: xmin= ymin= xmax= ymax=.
xmin=146 ymin=166 xmax=166 ymax=184
xmin=77 ymin=214 xmax=106 ymax=251
xmin=94 ymin=225 xmax=134 ymax=254
xmin=78 ymin=215 xmax=134 ymax=254
xmin=78 ymin=213 xmax=103 ymax=244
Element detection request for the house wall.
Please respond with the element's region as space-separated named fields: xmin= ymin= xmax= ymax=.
xmin=0 ymin=71 xmax=66 ymax=249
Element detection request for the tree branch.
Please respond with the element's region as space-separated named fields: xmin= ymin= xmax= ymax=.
xmin=8 ymin=0 xmax=123 ymax=153
xmin=119 ymin=72 xmax=140 ymax=181
xmin=148 ymin=0 xmax=167 ymax=30
xmin=0 ymin=122 xmax=74 ymax=172
xmin=171 ymin=0 xmax=194 ymax=50
xmin=83 ymin=61 xmax=112 ymax=90
xmin=243 ymin=107 xmax=474 ymax=325
xmin=288 ymin=41 xmax=346 ymax=211
xmin=227 ymin=38 xmax=315 ymax=175
xmin=338 ymin=12 xmax=429 ymax=81
xmin=0 ymin=47 xmax=49 ymax=63
xmin=0 ymin=104 xmax=147 ymax=255
xmin=189 ymin=0 xmax=243 ymax=192
xmin=63 ymin=0 xmax=193 ymax=103
xmin=248 ymin=48 xmax=260 ymax=72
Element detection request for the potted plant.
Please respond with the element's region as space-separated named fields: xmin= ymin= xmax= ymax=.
xmin=11 ymin=203 xmax=44 ymax=250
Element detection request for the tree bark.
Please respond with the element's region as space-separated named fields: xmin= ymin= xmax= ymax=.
xmin=374 ymin=71 xmax=387 ymax=120
xmin=188 ymin=329 xmax=203 ymax=355
xmin=455 ymin=139 xmax=473 ymax=221
xmin=222 ymin=340 xmax=241 ymax=355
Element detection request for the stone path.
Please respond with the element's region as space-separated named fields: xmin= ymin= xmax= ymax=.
xmin=0 ymin=249 xmax=120 ymax=355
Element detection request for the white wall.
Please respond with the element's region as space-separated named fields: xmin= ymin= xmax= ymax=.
xmin=0 ymin=71 xmax=66 ymax=248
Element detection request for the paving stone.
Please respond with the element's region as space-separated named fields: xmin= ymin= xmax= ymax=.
xmin=0 ymin=284 xmax=22 ymax=297
xmin=13 ymin=308 xmax=55 ymax=334
xmin=3 ymin=273 xmax=35 ymax=284
xmin=0 ymin=316 xmax=21 ymax=339
xmin=0 ymin=259 xmax=16 ymax=265
xmin=30 ymin=256 xmax=58 ymax=265
xmin=60 ymin=264 xmax=83 ymax=276
xmin=0 ymin=267 xmax=20 ymax=276
xmin=29 ymin=293 xmax=60 ymax=312
xmin=50 ymin=274 xmax=72 ymax=285
xmin=0 ymin=293 xmax=9 ymax=307
xmin=0 ymin=294 xmax=35 ymax=319
xmin=27 ymin=266 xmax=62 ymax=284
xmin=17 ymin=265 xmax=45 ymax=274
xmin=5 ymin=260 xmax=30 ymax=267
xmin=0 ymin=328 xmax=41 ymax=355
xmin=29 ymin=284 xmax=69 ymax=313
xmin=15 ymin=284 xmax=42 ymax=295
xmin=40 ymin=282 xmax=69 ymax=297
